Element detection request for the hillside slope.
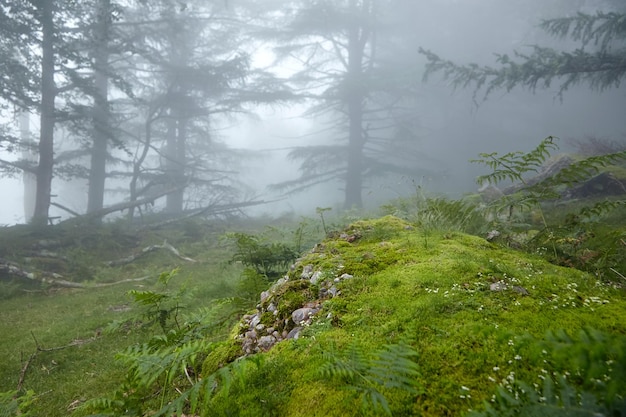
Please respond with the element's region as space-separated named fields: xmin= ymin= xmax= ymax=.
xmin=200 ymin=215 xmax=625 ymax=416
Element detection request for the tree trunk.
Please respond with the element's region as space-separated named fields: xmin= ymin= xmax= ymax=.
xmin=345 ymin=95 xmax=364 ymax=209
xmin=344 ymin=0 xmax=368 ymax=209
xmin=20 ymin=111 xmax=36 ymax=223
xmin=165 ymin=112 xmax=184 ymax=213
xmin=165 ymin=110 xmax=187 ymax=213
xmin=32 ymin=1 xmax=56 ymax=226
xmin=87 ymin=0 xmax=111 ymax=217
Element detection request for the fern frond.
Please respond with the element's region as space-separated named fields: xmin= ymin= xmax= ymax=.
xmin=357 ymin=386 xmax=392 ymax=416
xmin=152 ymin=353 xmax=263 ymax=416
xmin=578 ymin=199 xmax=625 ymax=220
xmin=541 ymin=150 xmax=626 ymax=188
xmin=368 ymin=343 xmax=420 ymax=392
xmin=470 ymin=374 xmax=610 ymax=416
xmin=473 ymin=137 xmax=559 ymax=187
xmin=319 ymin=342 xmax=420 ymax=415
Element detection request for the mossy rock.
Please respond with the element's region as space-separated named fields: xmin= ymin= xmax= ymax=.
xmin=200 ymin=216 xmax=626 ymax=416
xmin=202 ymin=340 xmax=243 ymax=376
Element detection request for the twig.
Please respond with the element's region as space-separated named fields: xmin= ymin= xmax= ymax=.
xmin=17 ymin=332 xmax=96 ymax=391
xmin=610 ymin=267 xmax=626 ymax=281
xmin=17 ymin=351 xmax=37 ymax=392
xmin=50 ymin=202 xmax=82 ymax=217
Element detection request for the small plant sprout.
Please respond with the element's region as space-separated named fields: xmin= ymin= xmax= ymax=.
xmin=316 ymin=206 xmax=332 ymax=235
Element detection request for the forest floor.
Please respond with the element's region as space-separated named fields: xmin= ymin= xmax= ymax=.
xmin=0 ymin=195 xmax=625 ymax=416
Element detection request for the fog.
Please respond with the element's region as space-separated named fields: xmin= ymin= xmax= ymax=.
xmin=0 ymin=0 xmax=624 ymax=225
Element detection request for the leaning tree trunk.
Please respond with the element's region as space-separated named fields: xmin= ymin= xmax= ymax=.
xmin=87 ymin=0 xmax=111 ymax=217
xmin=32 ymin=1 xmax=56 ymax=226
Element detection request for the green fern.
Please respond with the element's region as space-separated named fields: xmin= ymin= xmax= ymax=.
xmin=473 ymin=136 xmax=559 ymax=187
xmin=539 ymin=151 xmax=626 ymax=191
xmin=543 ymin=328 xmax=626 ymax=404
xmin=81 ymin=286 xmax=247 ymax=417
xmin=226 ymin=232 xmax=299 ymax=279
xmin=474 ymin=137 xmax=626 ymax=278
xmin=153 ymin=355 xmax=264 ymax=417
xmin=470 ymin=329 xmax=626 ymax=416
xmin=469 ymin=375 xmax=611 ymax=417
xmin=127 ymin=268 xmax=188 ymax=333
xmin=577 ymin=199 xmax=626 ymax=220
xmin=472 ymin=137 xmax=561 ymax=234
xmin=0 ymin=390 xmax=36 ymax=417
xmin=319 ymin=342 xmax=421 ymax=416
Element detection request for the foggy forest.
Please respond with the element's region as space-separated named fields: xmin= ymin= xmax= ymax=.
xmin=0 ymin=0 xmax=622 ymax=224
xmin=0 ymin=0 xmax=625 ymax=416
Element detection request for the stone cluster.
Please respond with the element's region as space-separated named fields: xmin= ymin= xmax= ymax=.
xmin=236 ymin=265 xmax=354 ymax=355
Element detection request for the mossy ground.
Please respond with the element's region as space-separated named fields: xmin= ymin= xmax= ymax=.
xmin=202 ymin=216 xmax=626 ymax=416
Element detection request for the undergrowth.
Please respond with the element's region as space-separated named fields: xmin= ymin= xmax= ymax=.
xmin=469 ymin=329 xmax=626 ymax=416
xmin=384 ymin=136 xmax=626 ymax=281
xmin=472 ymin=136 xmax=626 ymax=280
xmin=319 ymin=342 xmax=421 ymax=416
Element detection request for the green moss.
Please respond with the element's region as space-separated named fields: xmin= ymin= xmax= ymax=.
xmin=202 ymin=215 xmax=626 ymax=417
xmin=202 ymin=340 xmax=243 ymax=376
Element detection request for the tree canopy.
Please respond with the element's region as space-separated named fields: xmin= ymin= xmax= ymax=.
xmin=420 ymin=11 xmax=626 ymax=100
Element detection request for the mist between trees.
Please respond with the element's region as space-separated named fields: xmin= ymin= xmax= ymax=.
xmin=0 ymin=0 xmax=624 ymax=225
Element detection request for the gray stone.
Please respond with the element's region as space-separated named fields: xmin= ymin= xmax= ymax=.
xmin=270 ymin=277 xmax=288 ymax=292
xmin=250 ymin=314 xmax=261 ymax=328
xmin=257 ymin=335 xmax=276 ymax=351
xmin=310 ymin=271 xmax=323 ymax=285
xmin=340 ymin=273 xmax=353 ymax=280
xmin=267 ymin=302 xmax=277 ymax=313
xmin=292 ymin=307 xmax=314 ymax=324
xmin=242 ymin=340 xmax=255 ymax=355
xmin=260 ymin=291 xmax=270 ymax=304
xmin=286 ymin=326 xmax=303 ymax=340
xmin=301 ymin=264 xmax=314 ymax=279
xmin=490 ymin=282 xmax=507 ymax=292
xmin=244 ymin=330 xmax=257 ymax=340
xmin=255 ymin=323 xmax=265 ymax=331
xmin=512 ymin=285 xmax=529 ymax=296
xmin=329 ymin=285 xmax=339 ymax=297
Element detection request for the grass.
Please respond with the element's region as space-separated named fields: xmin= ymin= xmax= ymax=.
xmin=0 ymin=218 xmax=250 ymax=417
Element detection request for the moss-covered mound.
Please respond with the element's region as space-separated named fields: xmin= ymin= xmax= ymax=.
xmin=202 ymin=216 xmax=626 ymax=416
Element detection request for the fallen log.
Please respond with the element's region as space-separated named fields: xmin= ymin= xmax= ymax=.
xmin=140 ymin=199 xmax=280 ymax=230
xmin=0 ymin=258 xmax=151 ymax=288
xmin=104 ymin=240 xmax=196 ymax=266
